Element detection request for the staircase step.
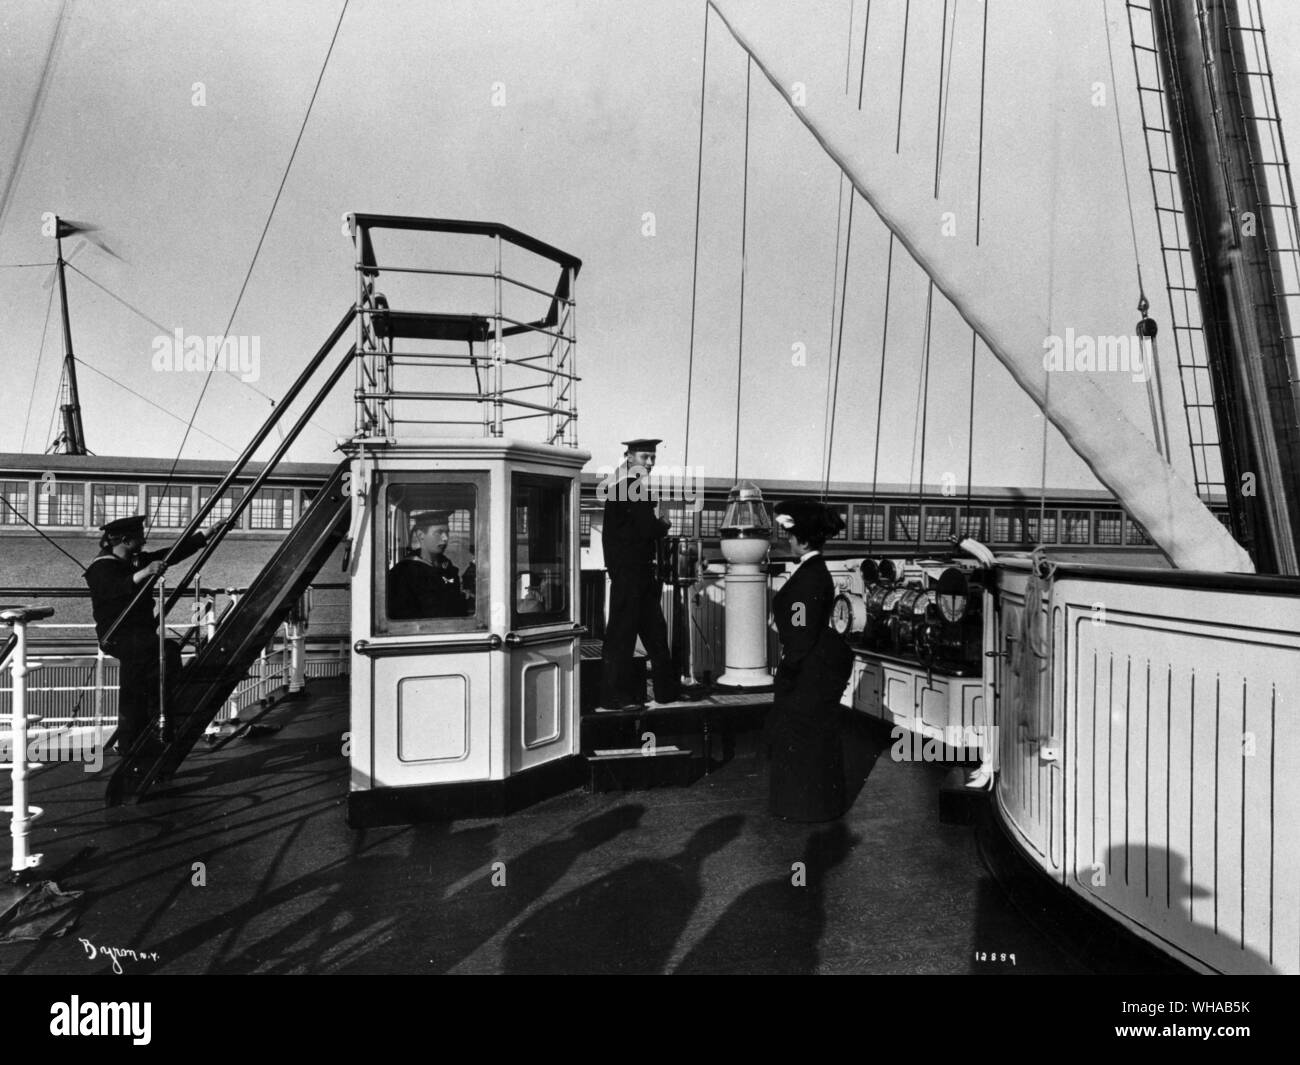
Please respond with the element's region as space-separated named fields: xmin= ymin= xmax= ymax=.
xmin=588 ymin=745 xmax=691 ymax=761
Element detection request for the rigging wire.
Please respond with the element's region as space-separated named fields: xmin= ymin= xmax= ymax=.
xmin=734 ymin=55 xmax=752 ymax=483
xmin=821 ymin=0 xmax=876 ymax=501
xmin=682 ymin=1 xmax=711 ymax=472
xmin=21 ymin=281 xmax=57 ymax=452
xmin=823 ymin=196 xmax=855 ymax=498
xmin=820 ymin=177 xmax=847 ymax=500
xmin=0 ymin=0 xmax=67 ymax=248
xmin=895 ymin=0 xmax=912 ymax=153
xmin=44 ymin=363 xmax=64 ymax=455
xmin=933 ymin=0 xmax=951 ymax=198
xmin=0 ymin=261 xmax=56 ymax=269
xmin=910 ymin=281 xmax=935 ymax=550
xmin=963 ymin=331 xmax=977 ymax=534
xmin=0 ymin=493 xmax=90 ymax=570
xmin=976 ymin=0 xmax=989 ymax=244
xmin=75 ymin=358 xmax=238 ymax=453
xmin=844 ymin=0 xmax=856 ymax=93
xmin=821 ymin=0 xmax=869 ymax=499
xmin=867 ymin=233 xmax=895 ymax=551
xmin=146 ymin=0 xmax=350 ymax=535
xmin=66 ymin=262 xmax=337 ymax=442
xmin=860 ymin=0 xmax=873 ymax=100
xmin=1101 ymin=0 xmax=1146 ymax=302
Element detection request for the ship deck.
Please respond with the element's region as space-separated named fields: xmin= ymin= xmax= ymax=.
xmin=0 ymin=678 xmax=1183 ymax=975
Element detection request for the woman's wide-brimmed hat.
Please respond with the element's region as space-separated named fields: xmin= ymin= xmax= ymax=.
xmin=773 ymin=499 xmax=844 ymax=542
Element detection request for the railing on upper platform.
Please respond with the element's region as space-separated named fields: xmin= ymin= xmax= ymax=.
xmin=349 ymin=215 xmax=581 ymax=447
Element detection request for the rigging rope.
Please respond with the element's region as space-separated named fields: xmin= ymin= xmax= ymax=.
xmin=963 ymin=330 xmax=977 ymax=535
xmin=933 ymin=0 xmax=951 ymax=197
xmin=976 ymin=0 xmax=989 ymax=244
xmin=821 ymin=0 xmax=869 ymax=501
xmin=823 ymin=195 xmax=854 ymax=498
xmin=44 ymin=363 xmax=64 ymax=455
xmin=733 ymin=55 xmax=751 ymax=483
xmin=21 ymin=280 xmax=56 ymax=452
xmin=859 ymin=0 xmax=873 ymax=101
xmin=912 ymin=280 xmax=934 ymax=550
xmin=844 ymin=0 xmax=856 ymax=93
xmin=867 ymin=232 xmax=895 ymax=551
xmin=67 ymin=262 xmax=336 ymax=441
xmin=0 ymin=494 xmax=90 ymax=570
xmin=146 ymin=0 xmax=350 ymax=535
xmin=76 ymin=358 xmax=238 ymax=453
xmin=820 ymin=176 xmax=847 ymax=500
xmin=682 ymin=1 xmax=711 ymax=472
xmin=895 ymin=0 xmax=911 ymax=153
xmin=1101 ymin=0 xmax=1147 ymax=303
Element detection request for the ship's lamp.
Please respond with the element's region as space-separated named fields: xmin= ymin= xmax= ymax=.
xmin=717 ymin=481 xmax=772 ymax=688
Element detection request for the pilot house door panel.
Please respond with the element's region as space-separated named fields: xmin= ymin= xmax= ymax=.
xmin=371 ymin=656 xmax=491 ymax=785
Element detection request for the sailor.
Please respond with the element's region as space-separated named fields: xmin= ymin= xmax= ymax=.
xmin=83 ymin=514 xmax=214 ymax=753
xmin=387 ymin=510 xmax=468 ymax=619
xmin=598 ymin=438 xmax=683 ymax=710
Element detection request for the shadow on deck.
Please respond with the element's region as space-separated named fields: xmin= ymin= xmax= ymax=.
xmin=0 ymin=678 xmax=1172 ymax=975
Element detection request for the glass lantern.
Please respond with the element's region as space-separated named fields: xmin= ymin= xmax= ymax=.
xmin=720 ymin=481 xmax=771 ymax=539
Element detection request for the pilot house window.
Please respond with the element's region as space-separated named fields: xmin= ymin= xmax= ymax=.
xmin=512 ymin=474 xmax=569 ymax=627
xmin=381 ymin=480 xmax=481 ymax=630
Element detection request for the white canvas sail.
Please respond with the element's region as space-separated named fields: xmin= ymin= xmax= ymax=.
xmin=712 ymin=2 xmax=1254 ymax=573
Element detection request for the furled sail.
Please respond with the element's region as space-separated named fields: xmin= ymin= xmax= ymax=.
xmin=712 ymin=2 xmax=1254 ymax=573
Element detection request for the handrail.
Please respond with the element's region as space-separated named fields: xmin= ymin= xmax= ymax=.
xmin=100 ymin=306 xmax=356 ymax=648
xmin=163 ymin=343 xmax=357 ymax=613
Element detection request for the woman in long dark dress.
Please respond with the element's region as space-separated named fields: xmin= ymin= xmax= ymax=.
xmin=766 ymin=500 xmax=855 ymax=822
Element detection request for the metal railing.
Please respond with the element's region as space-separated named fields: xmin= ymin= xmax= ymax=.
xmin=349 ymin=214 xmax=581 ymax=447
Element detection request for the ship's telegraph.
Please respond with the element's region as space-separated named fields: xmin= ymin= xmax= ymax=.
xmin=833 ymin=560 xmax=983 ymax=674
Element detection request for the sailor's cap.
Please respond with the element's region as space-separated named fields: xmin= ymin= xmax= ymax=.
xmin=100 ymin=515 xmax=146 ymax=539
xmin=409 ymin=510 xmax=451 ymax=529
xmin=621 ymin=438 xmax=662 ymax=452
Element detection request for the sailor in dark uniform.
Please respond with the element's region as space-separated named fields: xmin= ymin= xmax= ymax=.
xmin=766 ymin=500 xmax=855 ymax=821
xmin=83 ymin=514 xmax=213 ymax=752
xmin=387 ymin=510 xmax=468 ymax=619
xmin=598 ymin=437 xmax=682 ymax=710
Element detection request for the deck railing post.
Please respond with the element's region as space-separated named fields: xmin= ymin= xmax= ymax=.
xmin=2 ymin=606 xmax=52 ymax=873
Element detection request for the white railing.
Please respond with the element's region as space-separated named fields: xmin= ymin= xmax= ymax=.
xmin=991 ymin=562 xmax=1300 ymax=975
xmin=0 ymin=631 xmax=351 ymax=735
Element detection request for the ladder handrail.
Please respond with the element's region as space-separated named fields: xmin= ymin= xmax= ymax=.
xmin=99 ymin=306 xmax=356 ymax=649
xmin=163 ymin=340 xmax=358 ymax=614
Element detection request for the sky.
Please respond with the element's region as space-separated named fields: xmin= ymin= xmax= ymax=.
xmin=2 ymin=0 xmax=1299 ymax=491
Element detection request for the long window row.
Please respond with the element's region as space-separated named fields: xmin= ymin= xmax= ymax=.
xmin=0 ymin=479 xmax=305 ymax=531
xmin=579 ymin=499 xmax=1178 ymax=549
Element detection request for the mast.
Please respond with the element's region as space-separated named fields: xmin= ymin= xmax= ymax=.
xmin=53 ymin=215 xmax=87 ymax=455
xmin=1151 ymin=0 xmax=1300 ymax=574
